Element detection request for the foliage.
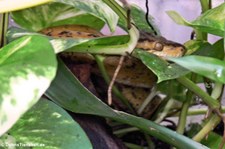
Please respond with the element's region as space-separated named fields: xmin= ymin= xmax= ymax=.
xmin=0 ymin=0 xmax=225 ymax=148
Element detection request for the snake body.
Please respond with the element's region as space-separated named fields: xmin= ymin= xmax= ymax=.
xmin=41 ymin=25 xmax=185 ymax=117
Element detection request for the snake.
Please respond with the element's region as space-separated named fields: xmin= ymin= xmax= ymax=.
xmin=40 ymin=25 xmax=185 ymax=118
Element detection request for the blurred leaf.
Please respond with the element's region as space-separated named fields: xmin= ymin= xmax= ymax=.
xmin=0 ymin=0 xmax=52 ymax=13
xmin=186 ymin=123 xmax=202 ymax=138
xmin=187 ymin=123 xmax=225 ymax=149
xmin=0 ymin=35 xmax=57 ymax=136
xmin=167 ymin=3 xmax=225 ymax=36
xmin=166 ymin=11 xmax=191 ymax=26
xmin=7 ymin=27 xmax=40 ymax=42
xmin=54 ymin=0 xmax=118 ymax=32
xmin=185 ymin=39 xmax=224 ymax=59
xmin=158 ymin=80 xmax=186 ymax=102
xmin=168 ymin=55 xmax=225 ymax=83
xmin=184 ymin=40 xmax=212 ymax=55
xmin=11 ymin=2 xmax=105 ymax=31
xmin=45 ymin=60 xmax=207 ymax=149
xmin=212 ymin=39 xmax=224 ymax=60
xmin=136 ymin=49 xmax=189 ymax=83
xmin=201 ymin=132 xmax=225 ymax=149
xmin=1 ymin=99 xmax=92 ymax=149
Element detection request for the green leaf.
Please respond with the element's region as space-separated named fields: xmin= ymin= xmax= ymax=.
xmin=131 ymin=5 xmax=159 ymax=34
xmin=167 ymin=3 xmax=225 ymax=36
xmin=184 ymin=40 xmax=212 ymax=55
xmin=187 ymin=123 xmax=225 ymax=149
xmin=168 ymin=55 xmax=225 ymax=83
xmin=45 ymin=60 xmax=208 ymax=149
xmin=0 ymin=0 xmax=52 ymax=13
xmin=201 ymin=132 xmax=225 ymax=149
xmin=0 ymin=35 xmax=57 ymax=136
xmin=54 ymin=0 xmax=118 ymax=32
xmin=166 ymin=11 xmax=192 ymax=26
xmin=136 ymin=50 xmax=189 ymax=83
xmin=185 ymin=39 xmax=224 ymax=59
xmin=192 ymin=3 xmax=225 ymax=36
xmin=118 ymin=4 xmax=160 ymax=35
xmin=1 ymin=99 xmax=92 ymax=149
xmin=158 ymin=80 xmax=186 ymax=102
xmin=67 ymin=35 xmax=132 ymax=54
xmin=212 ymin=39 xmax=224 ymax=60
xmin=11 ymin=2 xmax=105 ymax=31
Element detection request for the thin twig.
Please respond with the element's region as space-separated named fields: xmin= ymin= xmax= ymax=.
xmin=108 ymin=55 xmax=125 ymax=105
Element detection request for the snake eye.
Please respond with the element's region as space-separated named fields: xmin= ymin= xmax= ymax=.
xmin=154 ymin=42 xmax=163 ymax=51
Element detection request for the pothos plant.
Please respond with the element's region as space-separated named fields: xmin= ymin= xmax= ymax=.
xmin=0 ymin=0 xmax=225 ymax=148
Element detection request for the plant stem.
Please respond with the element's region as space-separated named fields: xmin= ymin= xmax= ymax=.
xmin=94 ymin=55 xmax=136 ymax=114
xmin=124 ymin=142 xmax=146 ymax=149
xmin=137 ymin=86 xmax=158 ymax=114
xmin=176 ymin=90 xmax=193 ymax=134
xmin=196 ymin=0 xmax=210 ymax=41
xmin=177 ymin=76 xmax=220 ymax=109
xmin=3 ymin=13 xmax=8 ymax=46
xmin=189 ymin=0 xmax=224 ymax=143
xmin=113 ymin=111 xmax=207 ymax=149
xmin=191 ymin=80 xmax=224 ymax=142
xmin=154 ymin=98 xmax=175 ymax=123
xmin=144 ymin=133 xmax=155 ymax=149
xmin=193 ymin=114 xmax=221 ymax=142
xmin=172 ymin=106 xmax=225 ymax=116
xmin=0 ymin=13 xmax=9 ymax=48
xmin=0 ymin=14 xmax=3 ymax=48
xmin=151 ymin=96 xmax=170 ymax=120
xmin=176 ymin=74 xmax=196 ymax=134
xmin=211 ymin=83 xmax=224 ymax=101
xmin=200 ymin=0 xmax=210 ymax=13
xmin=114 ymin=127 xmax=139 ymax=135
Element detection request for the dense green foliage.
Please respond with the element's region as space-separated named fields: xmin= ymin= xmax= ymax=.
xmin=0 ymin=0 xmax=225 ymax=148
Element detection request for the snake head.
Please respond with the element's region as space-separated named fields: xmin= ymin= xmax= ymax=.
xmin=136 ymin=31 xmax=186 ymax=58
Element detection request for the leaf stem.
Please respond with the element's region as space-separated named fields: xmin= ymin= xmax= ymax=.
xmin=177 ymin=76 xmax=220 ymax=109
xmin=154 ymin=98 xmax=175 ymax=123
xmin=176 ymin=74 xmax=196 ymax=134
xmin=211 ymin=83 xmax=224 ymax=101
xmin=0 ymin=13 xmax=8 ymax=48
xmin=199 ymin=0 xmax=211 ymax=13
xmin=3 ymin=13 xmax=8 ymax=46
xmin=196 ymin=0 xmax=210 ymax=41
xmin=0 ymin=14 xmax=3 ymax=48
xmin=114 ymin=127 xmax=139 ymax=135
xmin=137 ymin=86 xmax=158 ymax=114
xmin=144 ymin=133 xmax=155 ymax=149
xmin=192 ymin=114 xmax=221 ymax=142
xmin=124 ymin=142 xmax=146 ymax=149
xmin=171 ymin=106 xmax=225 ymax=116
xmin=191 ymin=81 xmax=224 ymax=142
